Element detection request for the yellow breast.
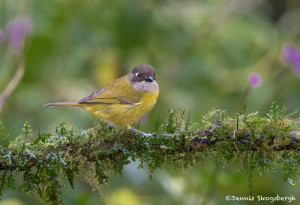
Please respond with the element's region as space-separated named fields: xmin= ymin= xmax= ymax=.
xmin=81 ymin=80 xmax=159 ymax=128
xmin=140 ymin=90 xmax=159 ymax=114
xmin=111 ymin=90 xmax=159 ymax=127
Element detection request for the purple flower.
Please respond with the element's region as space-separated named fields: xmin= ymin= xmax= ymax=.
xmin=249 ymin=73 xmax=262 ymax=88
xmin=0 ymin=30 xmax=3 ymax=43
xmin=6 ymin=17 xmax=33 ymax=52
xmin=283 ymin=44 xmax=297 ymax=63
xmin=282 ymin=44 xmax=300 ymax=77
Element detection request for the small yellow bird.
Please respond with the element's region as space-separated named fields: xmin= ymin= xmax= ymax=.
xmin=44 ymin=64 xmax=159 ymax=137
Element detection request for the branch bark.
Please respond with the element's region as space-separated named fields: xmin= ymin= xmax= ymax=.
xmin=0 ymin=127 xmax=299 ymax=171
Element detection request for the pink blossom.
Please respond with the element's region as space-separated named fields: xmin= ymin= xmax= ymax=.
xmin=283 ymin=44 xmax=297 ymax=63
xmin=249 ymin=73 xmax=262 ymax=88
xmin=6 ymin=18 xmax=33 ymax=52
xmin=0 ymin=30 xmax=3 ymax=43
xmin=282 ymin=44 xmax=300 ymax=77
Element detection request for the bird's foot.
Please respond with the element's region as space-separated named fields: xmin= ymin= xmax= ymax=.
xmin=129 ymin=127 xmax=152 ymax=137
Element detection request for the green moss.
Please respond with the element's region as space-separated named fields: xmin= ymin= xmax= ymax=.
xmin=0 ymin=102 xmax=300 ymax=203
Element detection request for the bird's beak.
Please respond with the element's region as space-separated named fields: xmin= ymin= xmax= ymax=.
xmin=145 ymin=76 xmax=154 ymax=82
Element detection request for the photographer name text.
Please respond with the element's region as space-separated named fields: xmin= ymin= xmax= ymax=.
xmin=226 ymin=194 xmax=295 ymax=203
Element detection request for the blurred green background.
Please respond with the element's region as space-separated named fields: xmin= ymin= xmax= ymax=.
xmin=1 ymin=0 xmax=300 ymax=204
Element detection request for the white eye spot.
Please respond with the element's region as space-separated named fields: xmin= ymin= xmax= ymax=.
xmin=135 ymin=72 xmax=142 ymax=77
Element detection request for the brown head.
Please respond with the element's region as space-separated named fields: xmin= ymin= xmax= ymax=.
xmin=128 ymin=64 xmax=159 ymax=93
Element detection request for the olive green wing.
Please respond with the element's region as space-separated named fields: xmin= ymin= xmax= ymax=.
xmin=78 ymin=76 xmax=142 ymax=104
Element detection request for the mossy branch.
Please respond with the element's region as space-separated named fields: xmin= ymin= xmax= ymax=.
xmin=0 ymin=102 xmax=300 ymax=203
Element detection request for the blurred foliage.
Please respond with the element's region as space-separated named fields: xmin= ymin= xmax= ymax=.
xmin=1 ymin=0 xmax=300 ymax=204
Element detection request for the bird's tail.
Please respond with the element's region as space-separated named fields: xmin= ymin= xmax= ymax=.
xmin=44 ymin=102 xmax=80 ymax=107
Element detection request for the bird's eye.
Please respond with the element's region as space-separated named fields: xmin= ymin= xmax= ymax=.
xmin=135 ymin=72 xmax=142 ymax=77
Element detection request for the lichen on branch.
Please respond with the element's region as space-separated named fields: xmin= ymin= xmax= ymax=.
xmin=0 ymin=102 xmax=300 ymax=203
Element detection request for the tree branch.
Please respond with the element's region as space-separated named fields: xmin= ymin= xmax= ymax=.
xmin=0 ymin=104 xmax=300 ymax=203
xmin=0 ymin=126 xmax=299 ymax=172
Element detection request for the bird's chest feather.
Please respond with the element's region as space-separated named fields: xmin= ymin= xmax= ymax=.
xmin=139 ymin=91 xmax=159 ymax=112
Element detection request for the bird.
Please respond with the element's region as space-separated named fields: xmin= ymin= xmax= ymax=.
xmin=44 ymin=64 xmax=159 ymax=137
